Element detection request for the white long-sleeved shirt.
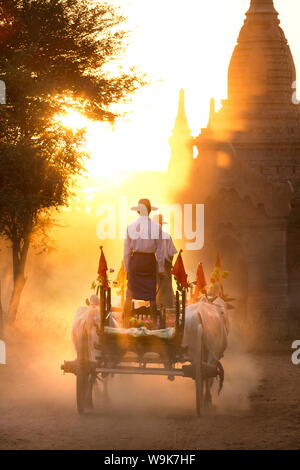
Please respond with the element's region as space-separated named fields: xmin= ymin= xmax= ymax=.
xmin=161 ymin=231 xmax=177 ymax=263
xmin=124 ymin=216 xmax=165 ymax=273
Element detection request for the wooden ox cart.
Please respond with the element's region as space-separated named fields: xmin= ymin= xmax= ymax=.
xmin=61 ymin=286 xmax=222 ymax=417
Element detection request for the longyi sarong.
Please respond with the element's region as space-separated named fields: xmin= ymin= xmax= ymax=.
xmin=127 ymin=252 xmax=157 ymax=301
xmin=156 ymin=260 xmax=174 ymax=308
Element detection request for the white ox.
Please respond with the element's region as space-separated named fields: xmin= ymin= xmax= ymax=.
xmin=72 ymin=294 xmax=230 ymax=397
xmin=72 ymin=296 xmax=118 ymax=362
xmin=72 ymin=305 xmax=100 ymax=362
xmin=182 ymin=296 xmax=230 ymax=403
xmin=182 ymin=296 xmax=229 ymax=362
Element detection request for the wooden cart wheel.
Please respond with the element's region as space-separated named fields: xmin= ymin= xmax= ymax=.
xmin=94 ymin=374 xmax=110 ymax=409
xmin=76 ymin=328 xmax=90 ymax=415
xmin=85 ymin=374 xmax=96 ymax=410
xmin=103 ymin=375 xmax=110 ymax=404
xmin=195 ymin=324 xmax=204 ymax=417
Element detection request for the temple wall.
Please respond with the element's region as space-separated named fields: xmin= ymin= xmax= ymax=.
xmin=167 ymin=0 xmax=300 ymax=347
xmin=179 ymin=183 xmax=292 ymax=344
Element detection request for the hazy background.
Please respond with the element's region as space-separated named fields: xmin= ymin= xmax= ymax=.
xmin=1 ymin=0 xmax=298 ymax=349
xmin=81 ymin=0 xmax=300 ymax=176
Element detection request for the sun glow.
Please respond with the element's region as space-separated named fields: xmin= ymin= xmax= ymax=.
xmin=57 ymin=107 xmax=171 ymax=180
xmin=57 ymin=110 xmax=90 ymax=131
xmin=57 ymin=0 xmax=300 ymax=183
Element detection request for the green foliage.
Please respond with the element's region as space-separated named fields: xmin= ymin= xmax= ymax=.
xmin=0 ymin=0 xmax=142 ymax=250
xmin=0 ymin=0 xmax=144 ymax=319
xmin=0 ymin=0 xmax=141 ymax=123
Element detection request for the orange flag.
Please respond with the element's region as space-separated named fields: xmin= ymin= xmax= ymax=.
xmin=97 ymin=246 xmax=108 ymax=289
xmin=211 ymin=254 xmax=221 ymax=283
xmin=193 ymin=262 xmax=207 ymax=299
xmin=172 ymin=250 xmax=189 ymax=289
xmin=115 ymin=260 xmax=126 ymax=286
xmin=210 ymin=253 xmax=225 ymax=297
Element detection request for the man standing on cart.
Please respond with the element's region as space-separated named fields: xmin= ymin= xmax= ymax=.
xmin=153 ymin=214 xmax=177 ymax=309
xmin=123 ymin=198 xmax=165 ymax=327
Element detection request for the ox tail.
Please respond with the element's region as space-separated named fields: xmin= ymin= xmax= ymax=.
xmin=216 ymin=361 xmax=224 ymax=395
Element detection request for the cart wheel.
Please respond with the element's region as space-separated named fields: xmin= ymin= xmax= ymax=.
xmin=76 ymin=329 xmax=90 ymax=415
xmin=103 ymin=375 xmax=110 ymax=404
xmin=85 ymin=374 xmax=96 ymax=410
xmin=94 ymin=374 xmax=110 ymax=409
xmin=195 ymin=324 xmax=204 ymax=417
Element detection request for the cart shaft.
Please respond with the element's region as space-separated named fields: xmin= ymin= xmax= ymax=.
xmin=95 ymin=366 xmax=184 ymax=377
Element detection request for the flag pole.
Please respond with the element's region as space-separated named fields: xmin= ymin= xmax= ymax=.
xmin=98 ymin=246 xmax=108 ymax=335
xmin=121 ymin=283 xmax=125 ymax=308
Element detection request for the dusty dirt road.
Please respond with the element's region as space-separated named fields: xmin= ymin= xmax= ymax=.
xmin=0 ymin=337 xmax=299 ymax=450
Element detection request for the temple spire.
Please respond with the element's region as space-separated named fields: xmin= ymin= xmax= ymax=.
xmin=168 ymin=89 xmax=193 ymax=180
xmin=207 ymin=98 xmax=215 ymax=128
xmin=227 ymin=0 xmax=295 ymax=104
xmin=172 ymin=88 xmax=190 ymax=135
xmin=247 ymin=0 xmax=277 ymax=13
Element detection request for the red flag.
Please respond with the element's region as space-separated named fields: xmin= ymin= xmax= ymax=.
xmin=172 ymin=250 xmax=189 ymax=289
xmin=193 ymin=262 xmax=207 ymax=299
xmin=98 ymin=246 xmax=108 ymax=289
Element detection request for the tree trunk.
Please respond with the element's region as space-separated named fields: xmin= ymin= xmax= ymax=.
xmin=7 ymin=274 xmax=27 ymax=324
xmin=7 ymin=234 xmax=31 ymax=324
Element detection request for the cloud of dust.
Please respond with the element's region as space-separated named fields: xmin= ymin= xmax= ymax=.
xmin=98 ymin=323 xmax=262 ymax=418
xmin=215 ymin=326 xmax=263 ymax=414
xmin=0 ymin=173 xmax=261 ymax=418
xmin=98 ymin=374 xmax=196 ymax=418
xmin=0 ymin=313 xmax=262 ymax=418
xmin=0 ymin=172 xmax=174 ymax=411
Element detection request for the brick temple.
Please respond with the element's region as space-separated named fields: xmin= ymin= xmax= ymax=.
xmin=168 ymin=0 xmax=300 ymax=340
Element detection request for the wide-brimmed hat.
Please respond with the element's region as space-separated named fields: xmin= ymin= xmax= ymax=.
xmin=131 ymin=198 xmax=158 ymax=215
xmin=153 ymin=214 xmax=167 ymax=225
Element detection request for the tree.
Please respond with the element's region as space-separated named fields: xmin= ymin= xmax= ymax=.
xmin=0 ymin=0 xmax=143 ymax=323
